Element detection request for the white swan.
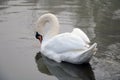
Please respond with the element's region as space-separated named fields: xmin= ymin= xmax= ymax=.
xmin=35 ymin=13 xmax=97 ymax=64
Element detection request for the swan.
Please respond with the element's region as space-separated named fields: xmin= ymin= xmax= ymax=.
xmin=35 ymin=13 xmax=97 ymax=64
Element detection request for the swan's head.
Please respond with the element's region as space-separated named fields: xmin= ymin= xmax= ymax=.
xmin=35 ymin=32 xmax=43 ymax=43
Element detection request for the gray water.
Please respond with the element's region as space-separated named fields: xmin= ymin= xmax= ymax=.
xmin=0 ymin=0 xmax=120 ymax=80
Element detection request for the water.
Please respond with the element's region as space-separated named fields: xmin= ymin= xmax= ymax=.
xmin=0 ymin=0 xmax=120 ymax=80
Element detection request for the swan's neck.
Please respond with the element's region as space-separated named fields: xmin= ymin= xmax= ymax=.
xmin=36 ymin=13 xmax=60 ymax=39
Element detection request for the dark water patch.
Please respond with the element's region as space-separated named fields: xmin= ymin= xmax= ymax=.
xmin=35 ymin=52 xmax=96 ymax=80
xmin=91 ymin=57 xmax=120 ymax=80
xmin=10 ymin=4 xmax=34 ymax=7
xmin=0 ymin=6 xmax=8 ymax=10
xmin=0 ymin=0 xmax=9 ymax=5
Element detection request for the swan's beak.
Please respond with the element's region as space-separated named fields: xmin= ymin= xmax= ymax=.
xmin=35 ymin=32 xmax=43 ymax=43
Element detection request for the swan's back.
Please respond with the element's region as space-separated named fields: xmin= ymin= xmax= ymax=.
xmin=41 ymin=33 xmax=89 ymax=54
xmin=41 ymin=34 xmax=97 ymax=63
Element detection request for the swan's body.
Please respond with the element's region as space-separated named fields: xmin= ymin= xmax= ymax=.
xmin=35 ymin=13 xmax=97 ymax=64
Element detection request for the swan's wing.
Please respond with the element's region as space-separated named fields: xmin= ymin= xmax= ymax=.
xmin=60 ymin=43 xmax=97 ymax=64
xmin=42 ymin=33 xmax=89 ymax=53
xmin=71 ymin=28 xmax=90 ymax=44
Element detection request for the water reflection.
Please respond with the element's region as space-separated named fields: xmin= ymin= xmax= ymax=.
xmin=0 ymin=0 xmax=9 ymax=5
xmin=35 ymin=52 xmax=95 ymax=80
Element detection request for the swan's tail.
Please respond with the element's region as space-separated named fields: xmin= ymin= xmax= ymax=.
xmin=76 ymin=43 xmax=97 ymax=64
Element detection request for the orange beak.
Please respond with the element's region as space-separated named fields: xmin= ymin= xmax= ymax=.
xmin=35 ymin=32 xmax=43 ymax=43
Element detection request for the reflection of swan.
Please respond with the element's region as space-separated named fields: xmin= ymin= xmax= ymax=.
xmin=35 ymin=52 xmax=96 ymax=80
xmin=35 ymin=13 xmax=97 ymax=64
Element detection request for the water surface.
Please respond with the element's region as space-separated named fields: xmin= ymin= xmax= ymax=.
xmin=0 ymin=0 xmax=120 ymax=80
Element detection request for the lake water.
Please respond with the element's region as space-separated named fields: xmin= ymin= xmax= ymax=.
xmin=0 ymin=0 xmax=120 ymax=80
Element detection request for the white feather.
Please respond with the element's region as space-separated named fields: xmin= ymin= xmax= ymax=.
xmin=72 ymin=28 xmax=90 ymax=44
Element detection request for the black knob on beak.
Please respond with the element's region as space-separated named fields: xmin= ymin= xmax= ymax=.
xmin=35 ymin=32 xmax=41 ymax=39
